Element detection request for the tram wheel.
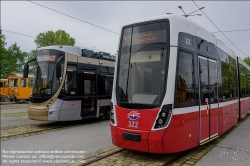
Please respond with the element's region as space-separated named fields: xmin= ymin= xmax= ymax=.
xmin=19 ymin=100 xmax=26 ymax=104
xmin=104 ymin=108 xmax=111 ymax=120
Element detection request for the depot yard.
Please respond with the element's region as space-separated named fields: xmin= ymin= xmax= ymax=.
xmin=1 ymin=102 xmax=249 ymax=166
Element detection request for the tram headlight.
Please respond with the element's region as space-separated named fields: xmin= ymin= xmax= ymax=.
xmin=161 ymin=112 xmax=166 ymax=117
xmin=157 ymin=118 xmax=163 ymax=125
xmin=154 ymin=104 xmax=173 ymax=129
xmin=110 ymin=102 xmax=115 ymax=124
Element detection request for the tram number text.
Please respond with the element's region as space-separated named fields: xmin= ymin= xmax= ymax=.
xmin=185 ymin=38 xmax=191 ymax=45
xmin=128 ymin=121 xmax=138 ymax=128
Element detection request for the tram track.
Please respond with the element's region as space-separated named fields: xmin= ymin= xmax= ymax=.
xmin=1 ymin=119 xmax=108 ymax=142
xmin=80 ymin=148 xmax=124 ymax=166
xmin=0 ymin=112 xmax=28 ymax=118
xmin=70 ymin=147 xmax=181 ymax=166
xmin=74 ymin=141 xmax=215 ymax=166
xmin=71 ymin=116 xmax=250 ymax=166
xmin=0 ymin=102 xmax=29 ymax=107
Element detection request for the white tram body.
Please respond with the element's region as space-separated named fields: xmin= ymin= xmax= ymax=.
xmin=24 ymin=46 xmax=115 ymax=121
xmin=110 ymin=15 xmax=250 ymax=153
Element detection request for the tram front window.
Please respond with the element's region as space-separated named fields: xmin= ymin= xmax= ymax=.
xmin=32 ymin=49 xmax=65 ymax=96
xmin=117 ymin=21 xmax=168 ymax=109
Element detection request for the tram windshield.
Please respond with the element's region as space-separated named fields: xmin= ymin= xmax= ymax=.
xmin=117 ymin=22 xmax=168 ymax=109
xmin=32 ymin=49 xmax=65 ymax=96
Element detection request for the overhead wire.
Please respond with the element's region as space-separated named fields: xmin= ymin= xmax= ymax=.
xmin=192 ymin=0 xmax=248 ymax=57
xmin=211 ymin=29 xmax=250 ymax=34
xmin=2 ymin=30 xmax=36 ymax=38
xmin=2 ymin=30 xmax=116 ymax=55
xmin=27 ymin=0 xmax=119 ymax=35
xmin=3 ymin=1 xmax=249 ymax=57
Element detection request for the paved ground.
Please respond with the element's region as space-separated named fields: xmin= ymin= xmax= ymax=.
xmin=1 ymin=102 xmax=249 ymax=166
xmin=0 ymin=107 xmax=28 ymax=114
xmin=1 ymin=116 xmax=39 ymax=128
xmin=1 ymin=121 xmax=112 ymax=166
xmin=195 ymin=117 xmax=250 ymax=166
xmin=0 ymin=101 xmax=29 ymax=106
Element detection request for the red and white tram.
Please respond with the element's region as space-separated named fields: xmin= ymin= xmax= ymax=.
xmin=110 ymin=15 xmax=250 ymax=153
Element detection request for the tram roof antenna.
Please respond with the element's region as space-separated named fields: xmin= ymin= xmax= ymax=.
xmin=178 ymin=6 xmax=187 ymax=16
xmin=178 ymin=6 xmax=205 ymax=17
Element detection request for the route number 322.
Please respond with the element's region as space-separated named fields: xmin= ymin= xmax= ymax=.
xmin=128 ymin=121 xmax=138 ymax=128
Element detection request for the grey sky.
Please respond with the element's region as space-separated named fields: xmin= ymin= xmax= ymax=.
xmin=2 ymin=1 xmax=250 ymax=59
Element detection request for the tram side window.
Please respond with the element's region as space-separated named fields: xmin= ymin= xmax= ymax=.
xmin=221 ymin=63 xmax=238 ymax=101
xmin=230 ymin=68 xmax=238 ymax=99
xmin=10 ymin=79 xmax=18 ymax=87
xmin=221 ymin=63 xmax=230 ymax=100
xmin=21 ymin=79 xmax=26 ymax=87
xmin=28 ymin=79 xmax=33 ymax=87
xmin=84 ymin=79 xmax=95 ymax=95
xmin=174 ymin=51 xmax=196 ymax=108
xmin=240 ymin=74 xmax=245 ymax=98
xmin=105 ymin=76 xmax=113 ymax=95
xmin=239 ymin=65 xmax=247 ymax=98
xmin=247 ymin=74 xmax=250 ymax=96
xmin=0 ymin=82 xmax=3 ymax=87
xmin=64 ymin=65 xmax=77 ymax=95
xmin=245 ymin=75 xmax=249 ymax=97
xmin=84 ymin=72 xmax=96 ymax=95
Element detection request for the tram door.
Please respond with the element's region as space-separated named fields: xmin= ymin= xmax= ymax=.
xmin=198 ymin=56 xmax=219 ymax=143
xmin=80 ymin=67 xmax=97 ymax=117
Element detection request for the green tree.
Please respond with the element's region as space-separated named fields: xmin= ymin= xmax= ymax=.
xmin=0 ymin=30 xmax=8 ymax=78
xmin=0 ymin=29 xmax=6 ymax=50
xmin=34 ymin=29 xmax=75 ymax=48
xmin=1 ymin=43 xmax=27 ymax=78
xmin=243 ymin=57 xmax=250 ymax=66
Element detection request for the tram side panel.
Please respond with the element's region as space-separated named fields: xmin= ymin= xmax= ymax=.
xmin=219 ymin=100 xmax=238 ymax=135
xmin=59 ymin=100 xmax=82 ymax=121
xmin=162 ymin=108 xmax=199 ymax=153
xmin=247 ymin=97 xmax=250 ymax=114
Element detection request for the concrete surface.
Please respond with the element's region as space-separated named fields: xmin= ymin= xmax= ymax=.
xmin=0 ymin=121 xmax=112 ymax=166
xmin=1 ymin=116 xmax=39 ymax=128
xmin=0 ymin=108 xmax=28 ymax=114
xmin=195 ymin=117 xmax=250 ymax=166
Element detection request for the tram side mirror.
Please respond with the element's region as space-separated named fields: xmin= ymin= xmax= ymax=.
xmin=23 ymin=63 xmax=29 ymax=78
xmin=56 ymin=63 xmax=61 ymax=79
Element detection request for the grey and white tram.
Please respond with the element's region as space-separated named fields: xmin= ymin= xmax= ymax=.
xmin=23 ymin=46 xmax=115 ymax=121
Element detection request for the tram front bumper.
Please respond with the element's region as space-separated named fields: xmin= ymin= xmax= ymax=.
xmin=28 ymin=108 xmax=48 ymax=121
xmin=110 ymin=125 xmax=165 ymax=153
